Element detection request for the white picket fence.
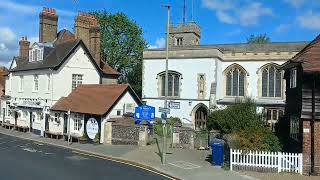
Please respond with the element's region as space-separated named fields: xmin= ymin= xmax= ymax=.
xmin=230 ymin=149 xmax=303 ymax=174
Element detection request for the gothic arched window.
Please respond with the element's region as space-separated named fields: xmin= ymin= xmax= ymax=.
xmin=225 ymin=65 xmax=246 ymax=96
xmin=261 ymin=65 xmax=282 ymax=97
xmin=158 ymin=71 xmax=181 ymax=97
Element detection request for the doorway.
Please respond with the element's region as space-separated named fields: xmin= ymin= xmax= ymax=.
xmin=193 ymin=104 xmax=209 ymax=130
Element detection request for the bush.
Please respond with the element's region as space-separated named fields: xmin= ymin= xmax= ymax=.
xmin=153 ymin=117 xmax=181 ymax=137
xmin=207 ymin=98 xmax=281 ymax=152
xmin=207 ymin=98 xmax=263 ymax=134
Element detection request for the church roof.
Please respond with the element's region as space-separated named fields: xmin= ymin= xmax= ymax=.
xmin=145 ymin=41 xmax=309 ymax=53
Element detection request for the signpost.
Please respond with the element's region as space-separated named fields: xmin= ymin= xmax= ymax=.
xmin=134 ymin=105 xmax=155 ymax=124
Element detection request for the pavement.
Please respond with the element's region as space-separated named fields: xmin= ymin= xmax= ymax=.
xmin=0 ymin=127 xmax=315 ymax=180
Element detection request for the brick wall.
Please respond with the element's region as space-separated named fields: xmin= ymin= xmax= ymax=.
xmin=302 ymin=119 xmax=320 ymax=175
xmin=39 ymin=7 xmax=58 ymax=43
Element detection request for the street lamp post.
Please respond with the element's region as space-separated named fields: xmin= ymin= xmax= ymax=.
xmin=162 ymin=4 xmax=170 ymax=165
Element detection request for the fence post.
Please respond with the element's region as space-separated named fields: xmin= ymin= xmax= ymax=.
xmin=277 ymin=152 xmax=281 ymax=173
xmin=230 ymin=148 xmax=233 ymax=171
xmin=299 ymin=153 xmax=303 ymax=175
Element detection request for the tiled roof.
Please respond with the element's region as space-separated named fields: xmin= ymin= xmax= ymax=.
xmin=290 ymin=35 xmax=320 ymax=72
xmin=11 ymin=40 xmax=81 ymax=72
xmin=101 ymin=62 xmax=120 ymax=75
xmin=145 ymin=41 xmax=309 ymax=53
xmin=51 ymin=84 xmax=141 ymax=115
xmin=10 ymin=39 xmax=119 ymax=76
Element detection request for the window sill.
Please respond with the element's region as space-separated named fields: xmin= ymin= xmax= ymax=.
xmin=45 ymin=91 xmax=51 ymax=94
xmin=18 ymin=91 xmax=24 ymax=93
xmin=32 ymin=91 xmax=39 ymax=93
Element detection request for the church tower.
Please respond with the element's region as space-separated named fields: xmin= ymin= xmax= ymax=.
xmin=168 ymin=22 xmax=201 ymax=47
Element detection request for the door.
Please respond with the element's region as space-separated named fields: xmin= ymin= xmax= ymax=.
xmin=63 ymin=114 xmax=68 ymax=134
xmin=45 ymin=114 xmax=49 ymax=131
xmin=29 ymin=112 xmax=33 ymax=132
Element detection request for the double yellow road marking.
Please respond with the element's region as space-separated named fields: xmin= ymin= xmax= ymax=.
xmin=72 ymin=151 xmax=178 ymax=180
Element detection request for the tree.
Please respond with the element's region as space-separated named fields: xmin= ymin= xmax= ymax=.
xmin=93 ymin=11 xmax=147 ymax=97
xmin=246 ymin=34 xmax=270 ymax=44
xmin=207 ymin=98 xmax=281 ymax=151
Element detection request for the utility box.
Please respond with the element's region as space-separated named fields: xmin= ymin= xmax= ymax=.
xmin=210 ymin=139 xmax=224 ymax=166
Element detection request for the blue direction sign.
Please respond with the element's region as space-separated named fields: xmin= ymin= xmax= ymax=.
xmin=134 ymin=105 xmax=155 ymax=124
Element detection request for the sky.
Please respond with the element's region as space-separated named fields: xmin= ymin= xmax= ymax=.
xmin=0 ymin=0 xmax=320 ymax=66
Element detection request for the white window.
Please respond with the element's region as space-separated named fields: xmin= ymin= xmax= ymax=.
xmin=72 ymin=74 xmax=83 ymax=90
xmin=290 ymin=68 xmax=297 ymax=88
xmin=124 ymin=103 xmax=135 ymax=113
xmin=29 ymin=48 xmax=43 ymax=62
xmin=225 ymin=65 xmax=246 ymax=97
xmin=18 ymin=75 xmax=24 ymax=92
xmin=46 ymin=74 xmax=51 ymax=92
xmin=73 ymin=113 xmax=83 ymax=131
xmin=33 ymin=75 xmax=39 ymax=91
xmin=261 ymin=65 xmax=282 ymax=97
xmin=159 ymin=71 xmax=181 ymax=97
xmin=290 ymin=116 xmax=299 ymax=141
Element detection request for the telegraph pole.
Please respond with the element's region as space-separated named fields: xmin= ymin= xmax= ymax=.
xmin=162 ymin=4 xmax=170 ymax=165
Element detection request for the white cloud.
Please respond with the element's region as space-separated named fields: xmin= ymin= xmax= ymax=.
xmin=0 ymin=27 xmax=18 ymax=65
xmin=148 ymin=37 xmax=166 ymax=49
xmin=216 ymin=11 xmax=236 ymax=24
xmin=275 ymin=24 xmax=291 ymax=33
xmin=238 ymin=3 xmax=273 ymax=26
xmin=202 ymin=0 xmax=273 ymax=26
xmin=226 ymin=29 xmax=242 ymax=36
xmin=283 ymin=0 xmax=306 ymax=8
xmin=297 ymin=11 xmax=320 ymax=30
xmin=202 ymin=0 xmax=235 ymax=11
xmin=0 ymin=0 xmax=75 ymax=17
xmin=0 ymin=27 xmax=15 ymax=43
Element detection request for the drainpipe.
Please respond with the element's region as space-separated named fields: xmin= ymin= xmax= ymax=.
xmin=310 ymin=74 xmax=315 ymax=175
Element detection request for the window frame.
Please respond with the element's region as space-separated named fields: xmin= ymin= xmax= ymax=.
xmin=33 ymin=75 xmax=39 ymax=92
xmin=72 ymin=74 xmax=83 ymax=90
xmin=261 ymin=65 xmax=282 ymax=98
xmin=158 ymin=71 xmax=182 ymax=98
xmin=225 ymin=66 xmax=247 ymax=97
xmin=18 ymin=75 xmax=24 ymax=92
xmin=73 ymin=113 xmax=83 ymax=131
xmin=46 ymin=74 xmax=51 ymax=92
xmin=290 ymin=68 xmax=297 ymax=88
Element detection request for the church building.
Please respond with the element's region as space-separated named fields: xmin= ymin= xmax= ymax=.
xmin=142 ymin=22 xmax=308 ymax=130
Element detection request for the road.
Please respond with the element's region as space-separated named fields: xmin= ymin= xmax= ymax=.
xmin=0 ymin=133 xmax=168 ymax=180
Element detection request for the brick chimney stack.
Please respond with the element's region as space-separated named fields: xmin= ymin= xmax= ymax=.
xmin=39 ymin=7 xmax=58 ymax=43
xmin=75 ymin=12 xmax=101 ymax=66
xmin=19 ymin=36 xmax=30 ymax=59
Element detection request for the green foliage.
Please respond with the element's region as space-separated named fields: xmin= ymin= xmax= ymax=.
xmin=207 ymin=98 xmax=281 ymax=152
xmin=153 ymin=117 xmax=181 ymax=137
xmin=80 ymin=133 xmax=88 ymax=141
xmin=93 ymin=132 xmax=100 ymax=143
xmin=93 ymin=11 xmax=147 ymax=97
xmin=247 ymin=34 xmax=270 ymax=44
xmin=207 ymin=98 xmax=262 ymax=134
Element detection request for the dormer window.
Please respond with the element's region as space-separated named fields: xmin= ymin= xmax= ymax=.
xmin=29 ymin=44 xmax=44 ymax=62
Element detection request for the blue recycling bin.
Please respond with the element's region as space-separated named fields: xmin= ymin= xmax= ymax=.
xmin=210 ymin=139 xmax=224 ymax=166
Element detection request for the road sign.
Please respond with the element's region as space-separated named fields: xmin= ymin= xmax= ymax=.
xmin=134 ymin=105 xmax=155 ymax=122
xmin=161 ymin=112 xmax=167 ymax=119
xmin=168 ymin=101 xmax=180 ymax=109
xmin=159 ymin=107 xmax=170 ymax=114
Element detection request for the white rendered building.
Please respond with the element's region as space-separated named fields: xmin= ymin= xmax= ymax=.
xmin=142 ymin=23 xmax=308 ymax=129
